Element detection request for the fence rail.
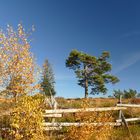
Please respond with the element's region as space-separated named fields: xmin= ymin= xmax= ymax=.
xmin=116 ymin=117 xmax=140 ymax=123
xmin=117 ymin=104 xmax=140 ymax=108
xmin=45 ymin=107 xmax=127 ymax=114
xmin=43 ymin=122 xmax=122 ymax=127
xmin=43 ymin=114 xmax=62 ymax=118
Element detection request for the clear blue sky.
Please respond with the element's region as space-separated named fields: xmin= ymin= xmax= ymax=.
xmin=0 ymin=0 xmax=140 ymax=98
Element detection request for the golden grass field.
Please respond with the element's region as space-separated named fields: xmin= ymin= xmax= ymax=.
xmin=0 ymin=97 xmax=140 ymax=140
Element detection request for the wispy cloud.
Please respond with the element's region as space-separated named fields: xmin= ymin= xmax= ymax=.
xmin=114 ymin=52 xmax=140 ymax=74
xmin=55 ymin=52 xmax=140 ymax=78
xmin=120 ymin=31 xmax=140 ymax=39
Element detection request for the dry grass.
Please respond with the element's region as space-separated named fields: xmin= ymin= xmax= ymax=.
xmin=54 ymin=97 xmax=140 ymax=140
xmin=56 ymin=97 xmax=132 ymax=108
xmin=62 ymin=99 xmax=114 ymax=140
xmin=1 ymin=97 xmax=140 ymax=140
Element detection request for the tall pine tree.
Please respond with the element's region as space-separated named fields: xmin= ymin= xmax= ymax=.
xmin=66 ymin=50 xmax=119 ymax=98
xmin=41 ymin=60 xmax=56 ymax=96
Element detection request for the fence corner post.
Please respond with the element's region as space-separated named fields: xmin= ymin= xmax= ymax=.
xmin=118 ymin=95 xmax=133 ymax=140
xmin=118 ymin=95 xmax=122 ymax=120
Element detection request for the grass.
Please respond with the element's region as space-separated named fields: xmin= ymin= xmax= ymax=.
xmin=110 ymin=125 xmax=140 ymax=140
xmin=0 ymin=97 xmax=140 ymax=140
xmin=55 ymin=97 xmax=140 ymax=140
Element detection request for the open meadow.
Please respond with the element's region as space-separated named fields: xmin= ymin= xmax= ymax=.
xmin=1 ymin=97 xmax=140 ymax=140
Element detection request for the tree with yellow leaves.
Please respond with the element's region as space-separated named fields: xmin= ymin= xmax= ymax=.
xmin=0 ymin=24 xmax=38 ymax=102
xmin=0 ymin=24 xmax=46 ymax=140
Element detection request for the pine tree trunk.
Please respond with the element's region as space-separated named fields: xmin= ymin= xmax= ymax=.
xmin=85 ymin=78 xmax=88 ymax=98
xmin=84 ymin=65 xmax=88 ymax=98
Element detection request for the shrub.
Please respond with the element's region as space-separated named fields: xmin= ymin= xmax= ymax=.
xmin=8 ymin=94 xmax=47 ymax=140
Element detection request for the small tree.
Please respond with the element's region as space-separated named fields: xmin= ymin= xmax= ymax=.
xmin=113 ymin=89 xmax=139 ymax=99
xmin=0 ymin=24 xmax=38 ymax=102
xmin=0 ymin=24 xmax=45 ymax=140
xmin=137 ymin=93 xmax=140 ymax=98
xmin=41 ymin=59 xmax=56 ymax=96
xmin=66 ymin=50 xmax=119 ymax=98
xmin=124 ymin=89 xmax=137 ymax=99
xmin=113 ymin=90 xmax=124 ymax=99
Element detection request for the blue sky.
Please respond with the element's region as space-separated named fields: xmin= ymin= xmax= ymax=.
xmin=0 ymin=0 xmax=140 ymax=98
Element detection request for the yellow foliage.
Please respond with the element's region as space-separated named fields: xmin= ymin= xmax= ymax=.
xmin=64 ymin=99 xmax=114 ymax=140
xmin=9 ymin=94 xmax=47 ymax=140
xmin=0 ymin=24 xmax=40 ymax=102
xmin=0 ymin=24 xmax=45 ymax=140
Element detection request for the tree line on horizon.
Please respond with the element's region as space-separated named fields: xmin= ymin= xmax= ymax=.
xmin=113 ymin=89 xmax=140 ymax=99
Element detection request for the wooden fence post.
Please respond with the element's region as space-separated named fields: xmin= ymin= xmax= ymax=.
xmin=118 ymin=95 xmax=122 ymax=120
xmin=118 ymin=95 xmax=133 ymax=140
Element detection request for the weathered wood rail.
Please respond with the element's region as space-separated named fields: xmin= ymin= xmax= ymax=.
xmin=117 ymin=104 xmax=140 ymax=108
xmin=116 ymin=117 xmax=140 ymax=123
xmin=43 ymin=122 xmax=122 ymax=127
xmin=45 ymin=106 xmax=127 ymax=114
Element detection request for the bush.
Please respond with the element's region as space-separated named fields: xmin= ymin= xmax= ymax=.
xmin=8 ymin=94 xmax=47 ymax=140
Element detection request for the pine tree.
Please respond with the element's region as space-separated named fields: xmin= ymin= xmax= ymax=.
xmin=41 ymin=60 xmax=56 ymax=96
xmin=66 ymin=50 xmax=119 ymax=98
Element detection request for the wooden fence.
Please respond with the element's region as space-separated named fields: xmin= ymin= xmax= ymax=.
xmin=43 ymin=97 xmax=140 ymax=131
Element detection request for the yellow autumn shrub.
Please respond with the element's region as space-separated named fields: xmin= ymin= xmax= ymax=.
xmin=9 ymin=94 xmax=48 ymax=140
